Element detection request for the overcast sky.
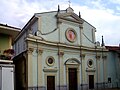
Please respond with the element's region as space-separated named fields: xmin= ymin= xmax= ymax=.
xmin=0 ymin=0 xmax=120 ymax=46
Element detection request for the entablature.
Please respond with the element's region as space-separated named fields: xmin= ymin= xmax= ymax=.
xmin=26 ymin=35 xmax=108 ymax=52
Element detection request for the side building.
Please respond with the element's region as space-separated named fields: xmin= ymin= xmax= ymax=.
xmin=0 ymin=23 xmax=20 ymax=90
xmin=106 ymin=46 xmax=120 ymax=88
xmin=13 ymin=6 xmax=110 ymax=90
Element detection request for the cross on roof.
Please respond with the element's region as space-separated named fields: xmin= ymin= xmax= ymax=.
xmin=68 ymin=0 xmax=71 ymax=7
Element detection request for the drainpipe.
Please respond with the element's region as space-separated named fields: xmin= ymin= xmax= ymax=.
xmin=57 ymin=11 xmax=61 ymax=90
xmin=95 ymin=43 xmax=98 ymax=90
xmin=36 ymin=39 xmax=38 ymax=90
xmin=79 ymin=24 xmax=83 ymax=90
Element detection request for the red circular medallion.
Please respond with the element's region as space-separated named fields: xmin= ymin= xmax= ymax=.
xmin=66 ymin=29 xmax=76 ymax=42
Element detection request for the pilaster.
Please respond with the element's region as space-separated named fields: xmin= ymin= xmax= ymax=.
xmin=96 ymin=55 xmax=101 ymax=83
xmin=96 ymin=55 xmax=101 ymax=85
xmin=37 ymin=48 xmax=43 ymax=86
xmin=80 ymin=54 xmax=86 ymax=83
xmin=58 ymin=50 xmax=65 ymax=86
xmin=102 ymin=55 xmax=107 ymax=83
xmin=79 ymin=24 xmax=83 ymax=46
xmin=27 ymin=48 xmax=34 ymax=87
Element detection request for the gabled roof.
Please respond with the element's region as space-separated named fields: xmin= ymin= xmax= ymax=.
xmin=14 ymin=15 xmax=38 ymax=43
xmin=15 ymin=6 xmax=96 ymax=42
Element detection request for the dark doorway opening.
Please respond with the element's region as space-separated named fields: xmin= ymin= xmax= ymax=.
xmin=89 ymin=75 xmax=94 ymax=89
xmin=47 ymin=76 xmax=55 ymax=90
xmin=68 ymin=68 xmax=78 ymax=90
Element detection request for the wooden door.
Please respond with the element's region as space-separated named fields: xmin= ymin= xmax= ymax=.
xmin=68 ymin=68 xmax=78 ymax=90
xmin=89 ymin=75 xmax=94 ymax=89
xmin=47 ymin=76 xmax=55 ymax=90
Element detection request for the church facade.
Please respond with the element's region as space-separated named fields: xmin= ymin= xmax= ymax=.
xmin=13 ymin=6 xmax=119 ymax=90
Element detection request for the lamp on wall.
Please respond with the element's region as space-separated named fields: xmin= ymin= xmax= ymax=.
xmin=35 ymin=31 xmax=40 ymax=36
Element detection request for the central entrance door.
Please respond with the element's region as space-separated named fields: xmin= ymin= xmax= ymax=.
xmin=89 ymin=75 xmax=94 ymax=89
xmin=47 ymin=76 xmax=55 ymax=90
xmin=68 ymin=68 xmax=78 ymax=90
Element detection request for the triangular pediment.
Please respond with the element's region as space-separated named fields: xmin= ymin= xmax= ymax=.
xmin=65 ymin=16 xmax=76 ymax=20
xmin=57 ymin=12 xmax=83 ymax=24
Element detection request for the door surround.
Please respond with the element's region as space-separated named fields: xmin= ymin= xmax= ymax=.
xmin=44 ymin=73 xmax=57 ymax=90
xmin=89 ymin=75 xmax=94 ymax=89
xmin=87 ymin=71 xmax=96 ymax=90
xmin=65 ymin=58 xmax=80 ymax=90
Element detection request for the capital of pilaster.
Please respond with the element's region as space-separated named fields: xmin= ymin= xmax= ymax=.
xmin=79 ymin=24 xmax=83 ymax=29
xmin=36 ymin=48 xmax=43 ymax=55
xmin=27 ymin=48 xmax=34 ymax=54
xmin=58 ymin=50 xmax=64 ymax=57
xmin=57 ymin=18 xmax=62 ymax=24
xmin=102 ymin=55 xmax=107 ymax=59
xmin=96 ymin=55 xmax=101 ymax=59
xmin=80 ymin=54 xmax=85 ymax=59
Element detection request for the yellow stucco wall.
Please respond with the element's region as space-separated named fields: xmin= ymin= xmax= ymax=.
xmin=0 ymin=34 xmax=12 ymax=54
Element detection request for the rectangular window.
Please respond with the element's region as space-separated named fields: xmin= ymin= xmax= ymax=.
xmin=108 ymin=77 xmax=111 ymax=83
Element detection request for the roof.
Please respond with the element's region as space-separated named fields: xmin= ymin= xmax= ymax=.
xmin=0 ymin=23 xmax=21 ymax=30
xmin=14 ymin=7 xmax=96 ymax=42
xmin=14 ymin=15 xmax=38 ymax=42
xmin=106 ymin=46 xmax=120 ymax=53
xmin=0 ymin=23 xmax=21 ymax=43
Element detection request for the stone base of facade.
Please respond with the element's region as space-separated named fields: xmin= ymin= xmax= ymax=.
xmin=27 ymin=83 xmax=118 ymax=90
xmin=28 ymin=85 xmax=67 ymax=90
xmin=96 ymin=82 xmax=108 ymax=89
xmin=79 ymin=84 xmax=88 ymax=90
xmin=56 ymin=85 xmax=67 ymax=90
xmin=28 ymin=86 xmax=46 ymax=90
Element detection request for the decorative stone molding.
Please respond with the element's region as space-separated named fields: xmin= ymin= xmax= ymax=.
xmin=86 ymin=68 xmax=96 ymax=72
xmin=37 ymin=48 xmax=43 ymax=55
xmin=66 ymin=28 xmax=77 ymax=43
xmin=66 ymin=7 xmax=74 ymax=13
xmin=66 ymin=60 xmax=79 ymax=65
xmin=58 ymin=50 xmax=64 ymax=56
xmin=102 ymin=55 xmax=107 ymax=59
xmin=80 ymin=54 xmax=85 ymax=59
xmin=57 ymin=18 xmax=63 ymax=24
xmin=95 ymin=55 xmax=101 ymax=59
xmin=43 ymin=68 xmax=58 ymax=72
xmin=79 ymin=24 xmax=83 ymax=29
xmin=65 ymin=58 xmax=81 ymax=65
xmin=87 ymin=59 xmax=94 ymax=68
xmin=27 ymin=48 xmax=34 ymax=54
xmin=46 ymin=56 xmax=55 ymax=67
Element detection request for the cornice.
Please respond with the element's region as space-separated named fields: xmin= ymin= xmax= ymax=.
xmin=58 ymin=17 xmax=83 ymax=24
xmin=43 ymin=68 xmax=58 ymax=72
xmin=26 ymin=36 xmax=108 ymax=52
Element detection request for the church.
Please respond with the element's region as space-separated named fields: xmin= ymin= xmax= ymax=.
xmin=13 ymin=6 xmax=120 ymax=90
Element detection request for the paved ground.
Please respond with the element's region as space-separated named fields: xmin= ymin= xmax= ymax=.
xmin=105 ymin=88 xmax=120 ymax=90
xmin=98 ymin=88 xmax=120 ymax=90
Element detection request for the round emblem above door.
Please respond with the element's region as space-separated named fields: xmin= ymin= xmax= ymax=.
xmin=66 ymin=28 xmax=76 ymax=42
